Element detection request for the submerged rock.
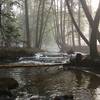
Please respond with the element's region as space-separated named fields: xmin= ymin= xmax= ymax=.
xmin=0 ymin=77 xmax=18 ymax=89
xmin=0 ymin=78 xmax=18 ymax=100
xmin=0 ymin=88 xmax=17 ymax=100
xmin=54 ymin=95 xmax=73 ymax=100
xmin=0 ymin=89 xmax=14 ymax=100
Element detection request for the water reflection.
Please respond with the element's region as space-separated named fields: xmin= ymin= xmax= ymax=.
xmin=0 ymin=67 xmax=99 ymax=100
xmin=95 ymin=88 xmax=100 ymax=100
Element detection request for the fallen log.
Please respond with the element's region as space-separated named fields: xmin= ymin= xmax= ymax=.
xmin=0 ymin=63 xmax=64 ymax=69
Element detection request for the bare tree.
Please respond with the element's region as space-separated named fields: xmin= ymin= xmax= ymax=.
xmin=65 ymin=0 xmax=89 ymax=46
xmin=53 ymin=0 xmax=70 ymax=52
xmin=80 ymin=0 xmax=100 ymax=58
xmin=35 ymin=0 xmax=53 ymax=49
xmin=65 ymin=0 xmax=100 ymax=59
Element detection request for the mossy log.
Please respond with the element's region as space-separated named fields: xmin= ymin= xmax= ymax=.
xmin=0 ymin=48 xmax=43 ymax=58
xmin=0 ymin=48 xmax=44 ymax=63
xmin=0 ymin=63 xmax=63 ymax=69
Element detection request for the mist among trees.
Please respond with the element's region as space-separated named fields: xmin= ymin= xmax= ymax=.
xmin=0 ymin=0 xmax=100 ymax=59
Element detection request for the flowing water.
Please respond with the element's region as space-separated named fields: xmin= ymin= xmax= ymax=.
xmin=0 ymin=66 xmax=100 ymax=100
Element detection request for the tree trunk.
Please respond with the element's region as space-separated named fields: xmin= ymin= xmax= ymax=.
xmin=38 ymin=0 xmax=45 ymax=48
xmin=25 ymin=0 xmax=31 ymax=48
xmin=90 ymin=2 xmax=100 ymax=59
xmin=35 ymin=0 xmax=42 ymax=48
xmin=0 ymin=2 xmax=1 ymax=34
xmin=71 ymin=0 xmax=75 ymax=50
xmin=72 ymin=22 xmax=75 ymax=49
xmin=88 ymin=0 xmax=92 ymax=40
xmin=78 ymin=1 xmax=81 ymax=47
xmin=90 ymin=28 xmax=98 ymax=58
